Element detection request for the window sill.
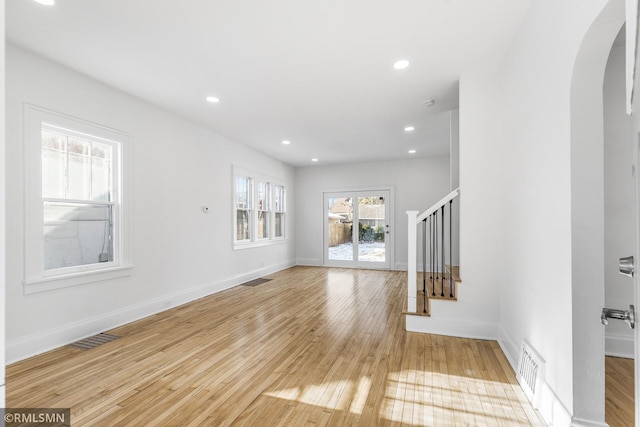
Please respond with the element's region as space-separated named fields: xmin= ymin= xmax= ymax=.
xmin=23 ymin=265 xmax=133 ymax=294
xmin=233 ymin=238 xmax=289 ymax=251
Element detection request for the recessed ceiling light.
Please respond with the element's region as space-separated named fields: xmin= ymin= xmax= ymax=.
xmin=206 ymin=96 xmax=220 ymax=103
xmin=404 ymin=126 xmax=415 ymax=132
xmin=393 ymin=59 xmax=410 ymax=70
xmin=282 ymin=140 xmax=291 ymax=145
xmin=311 ymin=158 xmax=319 ymax=162
xmin=408 ymin=150 xmax=417 ymax=154
xmin=34 ymin=0 xmax=55 ymax=5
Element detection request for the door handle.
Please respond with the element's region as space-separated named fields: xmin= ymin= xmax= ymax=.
xmin=601 ymin=305 xmax=635 ymax=329
xmin=619 ymin=256 xmax=634 ymax=277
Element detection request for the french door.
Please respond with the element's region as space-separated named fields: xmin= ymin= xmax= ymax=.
xmin=323 ymin=189 xmax=392 ymax=269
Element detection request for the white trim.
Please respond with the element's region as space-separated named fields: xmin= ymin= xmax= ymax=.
xmin=498 ymin=324 xmax=520 ymax=370
xmin=6 ymin=259 xmax=295 ymax=364
xmin=405 ymin=314 xmax=498 ymax=340
xmin=233 ymin=238 xmax=290 ymax=250
xmin=605 ymin=332 xmax=635 ymax=358
xmin=232 ymin=165 xmax=287 ymax=249
xmin=23 ymin=104 xmax=133 ymax=293
xmin=416 ymin=187 xmax=460 ymax=223
xmin=570 ymin=418 xmax=609 ymax=427
xmin=498 ymin=325 xmax=573 ymax=427
xmin=536 ymin=381 xmax=572 ymax=427
xmin=407 ymin=211 xmax=418 ymax=312
xmin=23 ymin=265 xmax=133 ymax=294
xmin=625 ymin=0 xmax=639 ymax=114
xmin=295 ymin=258 xmax=321 ymax=266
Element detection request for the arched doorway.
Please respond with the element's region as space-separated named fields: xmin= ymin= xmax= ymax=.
xmin=570 ymin=0 xmax=632 ymax=424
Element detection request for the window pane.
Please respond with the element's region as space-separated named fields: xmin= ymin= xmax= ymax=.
xmin=357 ymin=196 xmax=385 ymax=262
xmin=44 ymin=202 xmax=113 ymax=270
xmin=42 ymin=130 xmax=66 ymax=199
xmin=67 ymin=137 xmax=91 ymax=200
xmin=91 ymin=141 xmax=112 ymax=202
xmin=274 ymin=185 xmax=284 ymax=212
xmin=257 ymin=211 xmax=269 ymax=239
xmin=275 ymin=212 xmax=284 ymax=238
xmin=258 ymin=182 xmax=270 ymax=211
xmin=236 ymin=177 xmax=251 ymax=209
xmin=328 ymin=197 xmax=353 ymax=261
xmin=236 ymin=209 xmax=250 ymax=241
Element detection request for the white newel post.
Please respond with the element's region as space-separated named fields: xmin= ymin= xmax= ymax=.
xmin=407 ymin=210 xmax=418 ymax=313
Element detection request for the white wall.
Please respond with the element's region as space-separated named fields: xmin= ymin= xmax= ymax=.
xmin=457 ymin=0 xmax=619 ymax=425
xmin=1 ymin=0 xmax=6 ymax=407
xmin=410 ymin=62 xmax=506 ymax=340
xmin=5 ymin=45 xmax=296 ymax=363
xmin=294 ymin=156 xmax=450 ymax=270
xmin=570 ymin=2 xmax=623 ymax=425
xmin=603 ymin=38 xmax=635 ymax=358
xmin=450 ymin=110 xmax=460 ymax=267
xmin=450 ymin=109 xmax=460 ymax=190
xmin=630 ymin=16 xmax=640 ymax=427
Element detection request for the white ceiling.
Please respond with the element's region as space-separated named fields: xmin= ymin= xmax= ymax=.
xmin=7 ymin=0 xmax=532 ymax=167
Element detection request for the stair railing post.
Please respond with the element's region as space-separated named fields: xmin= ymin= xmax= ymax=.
xmin=431 ymin=212 xmax=436 ymax=296
xmin=422 ymin=220 xmax=428 ymax=313
xmin=441 ymin=204 xmax=445 ymax=297
xmin=429 ymin=214 xmax=432 ymax=282
xmin=449 ymin=199 xmax=454 ymax=298
xmin=422 ymin=219 xmax=426 ymax=294
xmin=406 ymin=210 xmax=418 ymax=313
xmin=434 ymin=212 xmax=439 ymax=280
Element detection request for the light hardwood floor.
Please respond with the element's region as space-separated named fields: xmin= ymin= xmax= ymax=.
xmin=7 ymin=266 xmax=544 ymax=426
xmin=606 ymin=356 xmax=634 ymax=427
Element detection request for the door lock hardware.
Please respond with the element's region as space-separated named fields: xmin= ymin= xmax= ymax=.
xmin=601 ymin=305 xmax=635 ymax=329
xmin=619 ymin=256 xmax=634 ymax=278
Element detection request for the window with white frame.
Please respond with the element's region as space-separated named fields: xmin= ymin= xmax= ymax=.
xmin=233 ymin=167 xmax=286 ymax=248
xmin=274 ymin=185 xmax=285 ymax=238
xmin=24 ymin=105 xmax=132 ymax=293
xmin=257 ymin=181 xmax=271 ymax=240
xmin=235 ymin=176 xmax=252 ymax=242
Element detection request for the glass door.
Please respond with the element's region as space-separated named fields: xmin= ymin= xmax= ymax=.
xmin=324 ymin=190 xmax=391 ymax=269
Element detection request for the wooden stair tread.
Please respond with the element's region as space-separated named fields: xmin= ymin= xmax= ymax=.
xmin=446 ymin=264 xmax=461 ymax=283
xmin=406 ymin=267 xmax=461 ymax=316
xmin=409 ymin=273 xmax=459 ymax=316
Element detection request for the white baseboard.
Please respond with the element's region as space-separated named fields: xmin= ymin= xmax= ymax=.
xmin=605 ymin=332 xmax=634 ymax=358
xmin=570 ymin=418 xmax=608 ymax=427
xmin=6 ymin=260 xmax=296 ymax=364
xmin=405 ymin=314 xmax=498 ymax=341
xmin=498 ymin=325 xmax=573 ymax=427
xmin=295 ymin=258 xmax=321 ymax=266
xmin=497 ymin=324 xmax=520 ymax=369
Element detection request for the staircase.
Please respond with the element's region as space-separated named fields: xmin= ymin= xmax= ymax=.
xmin=405 ymin=188 xmax=460 ymax=316
xmin=409 ymin=266 xmax=462 ymax=315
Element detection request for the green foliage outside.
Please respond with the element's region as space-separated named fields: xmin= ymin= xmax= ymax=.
xmin=359 ymin=223 xmax=385 ymax=242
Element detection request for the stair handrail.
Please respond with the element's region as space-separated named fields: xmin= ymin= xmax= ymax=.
xmin=416 ymin=188 xmax=460 ymax=223
xmin=406 ymin=187 xmax=460 ymax=314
